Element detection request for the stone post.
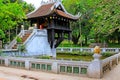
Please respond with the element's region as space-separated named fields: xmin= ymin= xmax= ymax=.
xmin=87 ymin=46 xmax=103 ymax=78
xmin=52 ymin=48 xmax=56 ymax=58
xmin=52 ymin=41 xmax=56 ymax=58
xmin=5 ymin=58 xmax=9 ymax=67
xmin=25 ymin=60 xmax=30 ymax=70
xmin=52 ymin=62 xmax=58 ymax=73
xmin=21 ymin=25 xmax=24 ymax=36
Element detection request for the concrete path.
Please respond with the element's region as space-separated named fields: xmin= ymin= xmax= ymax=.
xmin=0 ymin=63 xmax=119 ymax=80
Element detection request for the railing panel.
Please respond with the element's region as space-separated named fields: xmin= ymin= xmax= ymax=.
xmin=102 ymin=53 xmax=120 ymax=74
xmin=57 ymin=47 xmax=120 ymax=53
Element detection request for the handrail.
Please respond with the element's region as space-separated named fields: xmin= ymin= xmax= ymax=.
xmin=7 ymin=30 xmax=31 ymax=49
xmin=23 ymin=30 xmax=35 ymax=45
xmin=24 ymin=29 xmax=47 ymax=45
xmin=57 ymin=47 xmax=120 ymax=53
xmin=7 ymin=31 xmax=23 ymax=49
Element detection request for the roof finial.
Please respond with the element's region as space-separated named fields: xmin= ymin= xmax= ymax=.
xmin=48 ymin=0 xmax=61 ymax=2
xmin=41 ymin=0 xmax=46 ymax=4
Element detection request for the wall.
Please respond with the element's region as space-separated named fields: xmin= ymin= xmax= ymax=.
xmin=0 ymin=57 xmax=90 ymax=77
xmin=0 ymin=53 xmax=120 ymax=78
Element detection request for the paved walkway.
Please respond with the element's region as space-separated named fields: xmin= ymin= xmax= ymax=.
xmin=0 ymin=63 xmax=119 ymax=80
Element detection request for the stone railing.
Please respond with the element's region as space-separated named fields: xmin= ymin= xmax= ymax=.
xmin=1 ymin=49 xmax=18 ymax=56
xmin=7 ymin=30 xmax=31 ymax=49
xmin=0 ymin=53 xmax=120 ymax=78
xmin=102 ymin=53 xmax=120 ymax=73
xmin=24 ymin=29 xmax=47 ymax=46
xmin=0 ymin=57 xmax=90 ymax=76
xmin=7 ymin=31 xmax=23 ymax=49
xmin=57 ymin=47 xmax=120 ymax=53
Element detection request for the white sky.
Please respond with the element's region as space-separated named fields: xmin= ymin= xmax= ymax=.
xmin=23 ymin=0 xmax=48 ymax=8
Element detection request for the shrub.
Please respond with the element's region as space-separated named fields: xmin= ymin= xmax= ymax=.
xmin=101 ymin=52 xmax=115 ymax=57
xmin=0 ymin=50 xmax=3 ymax=56
xmin=57 ymin=51 xmax=93 ymax=56
xmin=16 ymin=36 xmax=22 ymax=43
xmin=36 ymin=56 xmax=51 ymax=59
xmin=18 ymin=44 xmax=26 ymax=52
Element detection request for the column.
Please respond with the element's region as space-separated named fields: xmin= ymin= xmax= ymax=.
xmin=5 ymin=58 xmax=9 ymax=67
xmin=25 ymin=60 xmax=30 ymax=70
xmin=52 ymin=62 xmax=58 ymax=73
xmin=87 ymin=46 xmax=103 ymax=78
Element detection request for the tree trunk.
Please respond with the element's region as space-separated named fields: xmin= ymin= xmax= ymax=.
xmin=72 ymin=34 xmax=80 ymax=45
xmin=85 ymin=36 xmax=88 ymax=45
xmin=118 ymin=33 xmax=120 ymax=44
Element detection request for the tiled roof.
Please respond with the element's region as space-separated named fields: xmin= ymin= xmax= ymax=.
xmin=55 ymin=9 xmax=79 ymax=20
xmin=27 ymin=3 xmax=55 ymax=18
xmin=27 ymin=2 xmax=79 ymax=20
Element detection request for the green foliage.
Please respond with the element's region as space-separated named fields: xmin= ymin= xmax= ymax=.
xmin=36 ymin=56 xmax=51 ymax=59
xmin=62 ymin=0 xmax=95 ymax=45
xmin=57 ymin=51 xmax=93 ymax=56
xmin=16 ymin=36 xmax=22 ymax=43
xmin=101 ymin=52 xmax=115 ymax=57
xmin=90 ymin=0 xmax=120 ymax=42
xmin=0 ymin=29 xmax=5 ymax=39
xmin=57 ymin=51 xmax=115 ymax=61
xmin=0 ymin=50 xmax=3 ymax=56
xmin=57 ymin=52 xmax=94 ymax=61
xmin=0 ymin=0 xmax=25 ymax=30
xmin=0 ymin=0 xmax=35 ymax=43
xmin=63 ymin=0 xmax=120 ymax=45
xmin=18 ymin=44 xmax=26 ymax=53
xmin=20 ymin=44 xmax=26 ymax=52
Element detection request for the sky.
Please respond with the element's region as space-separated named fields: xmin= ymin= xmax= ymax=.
xmin=23 ymin=0 xmax=48 ymax=8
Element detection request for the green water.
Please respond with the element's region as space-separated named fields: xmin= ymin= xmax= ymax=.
xmin=57 ymin=53 xmax=106 ymax=61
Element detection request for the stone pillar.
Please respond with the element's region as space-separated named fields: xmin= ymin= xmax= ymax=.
xmin=87 ymin=46 xmax=103 ymax=78
xmin=52 ymin=62 xmax=58 ymax=73
xmin=52 ymin=48 xmax=56 ymax=58
xmin=21 ymin=25 xmax=24 ymax=36
xmin=5 ymin=58 xmax=9 ymax=67
xmin=116 ymin=48 xmax=119 ymax=53
xmin=80 ymin=48 xmax=83 ymax=52
xmin=25 ymin=60 xmax=30 ymax=70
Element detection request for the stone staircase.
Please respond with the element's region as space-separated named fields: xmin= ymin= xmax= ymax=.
xmin=12 ymin=33 xmax=31 ymax=49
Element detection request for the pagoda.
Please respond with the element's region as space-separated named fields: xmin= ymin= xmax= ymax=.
xmin=26 ymin=0 xmax=80 ymax=57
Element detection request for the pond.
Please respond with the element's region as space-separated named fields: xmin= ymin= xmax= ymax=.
xmin=56 ymin=53 xmax=106 ymax=61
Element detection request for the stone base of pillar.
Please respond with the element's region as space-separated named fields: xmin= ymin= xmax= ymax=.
xmin=52 ymin=62 xmax=58 ymax=73
xmin=51 ymin=48 xmax=56 ymax=58
xmin=87 ymin=54 xmax=103 ymax=78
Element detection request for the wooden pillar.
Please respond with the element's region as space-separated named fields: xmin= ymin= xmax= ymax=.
xmin=37 ymin=18 xmax=39 ymax=29
xmin=51 ymin=29 xmax=56 ymax=58
xmin=52 ymin=29 xmax=55 ymax=42
xmin=68 ymin=32 xmax=71 ymax=40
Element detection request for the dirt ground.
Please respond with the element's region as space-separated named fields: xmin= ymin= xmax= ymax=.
xmin=0 ymin=63 xmax=119 ymax=80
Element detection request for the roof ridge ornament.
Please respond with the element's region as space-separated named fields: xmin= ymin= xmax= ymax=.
xmin=49 ymin=0 xmax=61 ymax=3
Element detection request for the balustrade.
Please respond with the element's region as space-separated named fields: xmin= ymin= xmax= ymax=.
xmin=57 ymin=47 xmax=120 ymax=53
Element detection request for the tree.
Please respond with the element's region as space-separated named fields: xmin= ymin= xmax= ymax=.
xmin=0 ymin=0 xmax=35 ymax=43
xmin=62 ymin=0 xmax=95 ymax=45
xmin=0 ymin=0 xmax=25 ymax=42
xmin=90 ymin=0 xmax=120 ymax=43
